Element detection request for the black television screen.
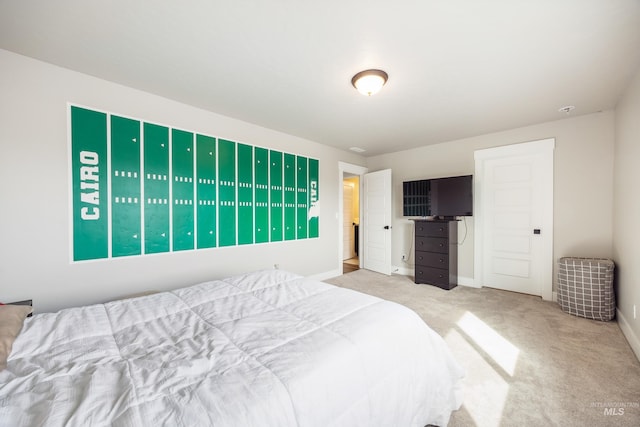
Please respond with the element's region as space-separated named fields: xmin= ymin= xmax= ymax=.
xmin=403 ymin=175 xmax=473 ymax=217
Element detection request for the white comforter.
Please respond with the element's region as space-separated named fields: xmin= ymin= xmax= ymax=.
xmin=0 ymin=270 xmax=463 ymax=427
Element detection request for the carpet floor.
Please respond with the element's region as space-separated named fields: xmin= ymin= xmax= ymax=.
xmin=325 ymin=269 xmax=640 ymax=427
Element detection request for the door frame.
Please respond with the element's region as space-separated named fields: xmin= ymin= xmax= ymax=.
xmin=338 ymin=162 xmax=368 ymax=274
xmin=474 ymin=139 xmax=555 ymax=300
xmin=342 ymin=182 xmax=356 ymax=260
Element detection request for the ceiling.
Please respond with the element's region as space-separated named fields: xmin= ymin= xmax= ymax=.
xmin=1 ymin=1 xmax=640 ymax=157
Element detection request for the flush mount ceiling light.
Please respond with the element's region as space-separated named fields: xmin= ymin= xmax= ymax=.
xmin=351 ymin=69 xmax=388 ymax=96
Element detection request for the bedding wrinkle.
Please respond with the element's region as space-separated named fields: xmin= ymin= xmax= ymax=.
xmin=221 ymin=274 xmax=385 ymax=426
xmin=103 ymin=301 xmax=146 ymax=427
xmin=166 ymin=281 xmax=302 ymax=427
xmin=219 ymin=273 xmax=381 ymax=354
xmin=242 ymin=300 xmax=382 ymax=355
xmin=9 ymin=305 xmax=115 ymax=361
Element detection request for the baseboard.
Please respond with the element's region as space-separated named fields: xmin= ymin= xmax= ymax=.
xmin=394 ymin=265 xmax=413 ymax=276
xmin=390 ymin=267 xmax=479 ymax=289
xmin=457 ymin=275 xmax=479 ymax=288
xmin=308 ymin=268 xmax=342 ymax=282
xmin=617 ymin=308 xmax=640 ymax=362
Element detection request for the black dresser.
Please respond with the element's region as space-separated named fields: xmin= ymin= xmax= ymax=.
xmin=414 ymin=220 xmax=458 ymax=290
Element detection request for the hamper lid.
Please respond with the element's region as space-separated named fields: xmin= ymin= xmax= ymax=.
xmin=558 ymin=257 xmax=614 ymax=266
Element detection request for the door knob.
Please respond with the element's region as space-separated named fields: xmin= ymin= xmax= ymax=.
xmin=384 ymin=225 xmax=390 ymax=229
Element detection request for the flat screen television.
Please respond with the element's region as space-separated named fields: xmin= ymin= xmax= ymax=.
xmin=403 ymin=175 xmax=473 ymax=218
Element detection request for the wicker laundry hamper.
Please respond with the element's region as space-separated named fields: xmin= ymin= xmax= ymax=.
xmin=557 ymin=257 xmax=615 ymax=321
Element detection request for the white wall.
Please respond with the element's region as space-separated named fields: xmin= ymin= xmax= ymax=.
xmin=0 ymin=49 xmax=365 ymax=313
xmin=367 ymin=111 xmax=615 ymax=290
xmin=613 ymin=64 xmax=640 ymax=357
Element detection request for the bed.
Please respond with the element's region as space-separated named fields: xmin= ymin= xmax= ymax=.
xmin=0 ymin=269 xmax=463 ymax=426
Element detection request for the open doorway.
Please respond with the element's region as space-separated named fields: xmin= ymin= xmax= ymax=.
xmin=343 ymin=174 xmax=360 ymax=273
xmin=338 ymin=162 xmax=367 ymax=275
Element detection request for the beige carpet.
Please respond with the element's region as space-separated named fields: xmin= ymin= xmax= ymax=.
xmin=325 ymin=269 xmax=640 ymax=427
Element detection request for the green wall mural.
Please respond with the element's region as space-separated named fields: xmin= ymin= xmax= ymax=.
xmin=69 ymin=105 xmax=320 ymax=262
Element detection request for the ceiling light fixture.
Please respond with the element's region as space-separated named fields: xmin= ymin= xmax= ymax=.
xmin=351 ymin=69 xmax=388 ymax=96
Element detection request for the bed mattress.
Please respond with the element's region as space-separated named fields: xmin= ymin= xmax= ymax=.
xmin=0 ymin=269 xmax=463 ymax=426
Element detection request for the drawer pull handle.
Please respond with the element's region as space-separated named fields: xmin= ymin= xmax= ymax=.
xmin=439 ymin=243 xmax=444 ymax=247
xmin=439 ymin=259 xmax=444 ymax=263
xmin=439 ymin=228 xmax=443 ymax=232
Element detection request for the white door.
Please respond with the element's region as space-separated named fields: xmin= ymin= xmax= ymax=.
xmin=363 ymin=169 xmax=392 ymax=275
xmin=474 ymin=139 xmax=554 ymax=300
xmin=343 ymin=183 xmax=355 ymax=260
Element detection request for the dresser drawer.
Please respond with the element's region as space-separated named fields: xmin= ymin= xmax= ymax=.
xmin=415 ymin=266 xmax=449 ymax=287
xmin=416 ymin=236 xmax=448 ymax=254
xmin=415 ymin=221 xmax=449 ymax=237
xmin=415 ymin=251 xmax=448 ymax=268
